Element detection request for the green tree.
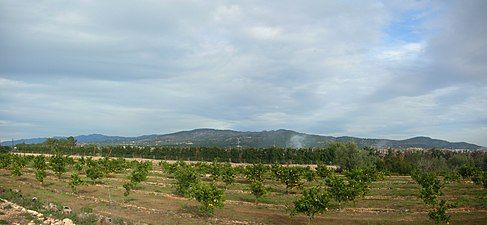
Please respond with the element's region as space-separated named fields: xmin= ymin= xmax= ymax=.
xmin=244 ymin=163 xmax=268 ymax=182
xmin=172 ymin=163 xmax=200 ymax=197
xmin=192 ymin=182 xmax=225 ymax=216
xmin=69 ymin=172 xmax=83 ymax=193
xmin=412 ymin=171 xmax=455 ymax=224
xmin=33 ymin=155 xmax=47 ymax=183
xmin=333 ymin=142 xmax=372 ymax=170
xmin=292 ymin=186 xmax=331 ymax=224
xmin=124 ymin=161 xmax=152 ymax=196
xmin=275 ymin=166 xmax=304 ymax=193
xmin=50 ymin=153 xmax=67 ymax=178
xmin=86 ymin=160 xmax=104 ymax=182
xmin=221 ymin=163 xmax=236 ymax=188
xmin=316 ymin=163 xmax=333 ymax=179
xmin=249 ymin=180 xmax=267 ymax=204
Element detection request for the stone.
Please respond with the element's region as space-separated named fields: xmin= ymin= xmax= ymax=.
xmin=62 ymin=218 xmax=74 ymax=225
xmin=98 ymin=216 xmax=112 ymax=225
xmin=62 ymin=206 xmax=72 ymax=214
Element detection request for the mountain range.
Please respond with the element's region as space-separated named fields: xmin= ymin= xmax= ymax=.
xmin=1 ymin=129 xmax=484 ymax=150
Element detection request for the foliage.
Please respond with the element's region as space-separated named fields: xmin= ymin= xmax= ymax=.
xmin=9 ymin=155 xmax=27 ymax=177
xmin=316 ymin=163 xmax=333 ymax=179
xmin=35 ymin=169 xmax=47 ymax=183
xmin=86 ymin=160 xmax=104 ymax=182
xmin=428 ymin=200 xmax=454 ymax=224
xmin=50 ymin=153 xmax=67 ymax=178
xmin=272 ymin=165 xmax=304 ymax=192
xmin=221 ymin=163 xmax=236 ymax=188
xmin=458 ymin=164 xmax=478 ymax=178
xmin=191 ymin=182 xmax=225 ymax=216
xmin=124 ymin=161 xmax=151 ymax=196
xmin=324 ymin=175 xmax=351 ymax=204
xmin=292 ymin=186 xmax=331 ymax=223
xmin=249 ymin=180 xmax=267 ymax=203
xmin=209 ymin=159 xmax=222 ymax=181
xmin=69 ymin=172 xmax=83 ymax=192
xmin=333 ymin=142 xmax=375 ymax=170
xmin=244 ymin=163 xmax=268 ymax=182
xmin=303 ymin=166 xmax=315 ymax=182
xmin=412 ymin=171 xmax=455 ymax=224
xmin=172 ymin=162 xmax=200 ymax=197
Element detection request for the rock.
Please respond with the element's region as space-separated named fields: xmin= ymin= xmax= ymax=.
xmin=45 ymin=203 xmax=58 ymax=211
xmin=62 ymin=206 xmax=72 ymax=214
xmin=62 ymin=218 xmax=74 ymax=225
xmin=98 ymin=216 xmax=112 ymax=225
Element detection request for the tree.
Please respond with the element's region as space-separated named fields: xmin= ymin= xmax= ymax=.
xmin=172 ymin=163 xmax=200 ymax=197
xmin=86 ymin=160 xmax=104 ymax=182
xmin=124 ymin=161 xmax=151 ymax=196
xmin=292 ymin=186 xmax=331 ymax=224
xmin=333 ymin=142 xmax=373 ymax=170
xmin=33 ymin=156 xmax=47 ymax=183
xmin=249 ymin=180 xmax=267 ymax=204
xmin=50 ymin=153 xmax=67 ymax=178
xmin=209 ymin=159 xmax=222 ymax=181
xmin=324 ymin=175 xmax=350 ymax=204
xmin=412 ymin=171 xmax=455 ymax=224
xmin=9 ymin=155 xmax=27 ymax=177
xmin=0 ymin=154 xmax=11 ymax=169
xmin=66 ymin=136 xmax=77 ymax=147
xmin=303 ymin=166 xmax=315 ymax=182
xmin=244 ymin=163 xmax=268 ymax=182
xmin=316 ymin=163 xmax=333 ymax=179
xmin=69 ymin=172 xmax=83 ymax=193
xmin=221 ymin=163 xmax=236 ymax=188
xmin=274 ymin=165 xmax=304 ymax=193
xmin=192 ymin=182 xmax=225 ymax=216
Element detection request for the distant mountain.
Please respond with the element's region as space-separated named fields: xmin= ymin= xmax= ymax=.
xmin=1 ymin=129 xmax=483 ymax=150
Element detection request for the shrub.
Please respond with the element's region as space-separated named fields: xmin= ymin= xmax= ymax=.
xmin=192 ymin=183 xmax=225 ymax=216
xmin=292 ymin=186 xmax=331 ymax=224
xmin=50 ymin=153 xmax=67 ymax=178
xmin=249 ymin=180 xmax=267 ymax=203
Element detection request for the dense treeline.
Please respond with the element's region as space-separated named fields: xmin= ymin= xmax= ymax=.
xmin=8 ymin=139 xmax=487 ymax=176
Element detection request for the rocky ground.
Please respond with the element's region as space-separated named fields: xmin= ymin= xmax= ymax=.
xmin=0 ymin=188 xmax=117 ymax=225
xmin=0 ymin=198 xmax=74 ymax=225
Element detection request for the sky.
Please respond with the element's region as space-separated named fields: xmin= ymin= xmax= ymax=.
xmin=0 ymin=0 xmax=486 ymax=146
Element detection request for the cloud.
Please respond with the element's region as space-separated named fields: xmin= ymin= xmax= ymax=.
xmin=0 ymin=0 xmax=486 ymax=146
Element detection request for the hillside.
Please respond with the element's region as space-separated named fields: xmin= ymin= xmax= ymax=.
xmin=2 ymin=128 xmax=483 ymax=150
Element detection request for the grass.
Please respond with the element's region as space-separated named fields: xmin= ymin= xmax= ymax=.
xmin=0 ymin=164 xmax=486 ymax=225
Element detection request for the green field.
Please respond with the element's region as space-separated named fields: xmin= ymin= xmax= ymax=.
xmin=0 ymin=159 xmax=486 ymax=225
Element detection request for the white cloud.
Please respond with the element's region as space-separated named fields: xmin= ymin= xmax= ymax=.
xmin=0 ymin=0 xmax=485 ymax=146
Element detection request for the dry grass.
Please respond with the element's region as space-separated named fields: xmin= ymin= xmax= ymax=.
xmin=0 ymin=162 xmax=486 ymax=225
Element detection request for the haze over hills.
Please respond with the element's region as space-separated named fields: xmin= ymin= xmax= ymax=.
xmin=1 ymin=129 xmax=484 ymax=150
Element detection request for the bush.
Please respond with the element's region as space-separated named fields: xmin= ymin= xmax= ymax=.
xmin=86 ymin=160 xmax=104 ymax=182
xmin=50 ymin=153 xmax=67 ymax=178
xmin=192 ymin=183 xmax=225 ymax=216
xmin=316 ymin=163 xmax=333 ymax=179
xmin=123 ymin=161 xmax=151 ymax=196
xmin=173 ymin=162 xmax=199 ymax=197
xmin=249 ymin=180 xmax=267 ymax=203
xmin=292 ymin=186 xmax=331 ymax=223
xmin=69 ymin=172 xmax=83 ymax=193
xmin=221 ymin=163 xmax=236 ymax=188
xmin=274 ymin=166 xmax=304 ymax=192
xmin=244 ymin=163 xmax=268 ymax=182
